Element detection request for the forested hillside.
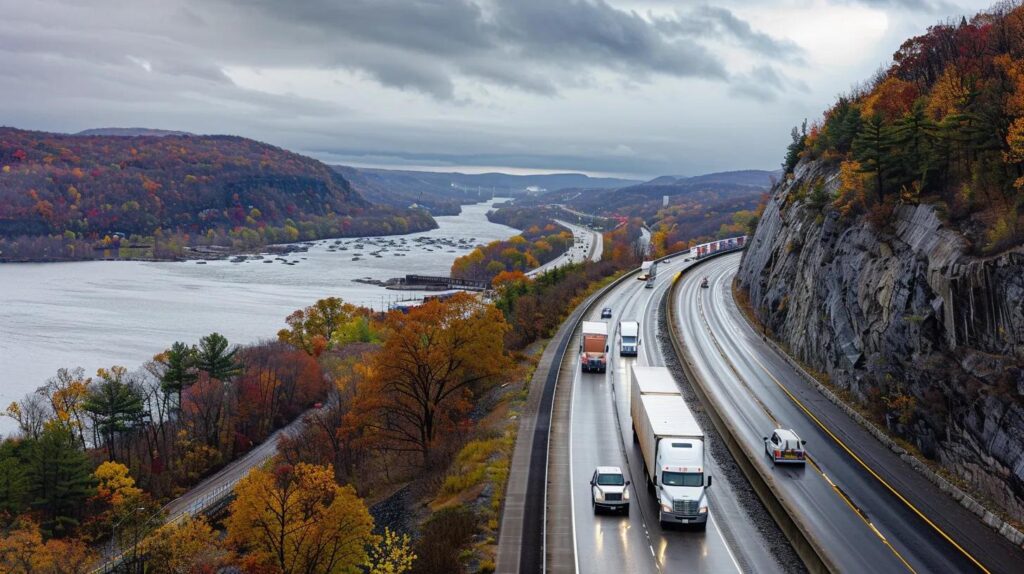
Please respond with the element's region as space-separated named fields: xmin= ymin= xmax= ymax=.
xmin=786 ymin=2 xmax=1024 ymax=253
xmin=0 ymin=128 xmax=435 ymax=260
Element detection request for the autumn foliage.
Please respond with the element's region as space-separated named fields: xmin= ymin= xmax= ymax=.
xmin=348 ymin=293 xmax=512 ymax=462
xmin=451 ymin=221 xmax=572 ymax=282
xmin=226 ymin=462 xmax=376 ymax=574
xmin=0 ymin=127 xmax=436 ymax=260
xmin=797 ymin=2 xmax=1024 ymax=253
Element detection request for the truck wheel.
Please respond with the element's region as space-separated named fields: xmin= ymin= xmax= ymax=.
xmin=696 ymin=521 xmax=707 ymax=532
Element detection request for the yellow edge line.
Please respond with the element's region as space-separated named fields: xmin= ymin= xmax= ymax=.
xmin=741 ymin=333 xmax=989 ymax=573
xmin=695 ymin=268 xmax=916 ymax=572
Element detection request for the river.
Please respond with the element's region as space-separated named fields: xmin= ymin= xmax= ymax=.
xmin=0 ymin=200 xmax=516 ymax=434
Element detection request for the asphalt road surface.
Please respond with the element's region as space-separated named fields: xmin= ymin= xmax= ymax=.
xmin=568 ymin=256 xmax=784 ymax=574
xmin=673 ymin=253 xmax=1024 ymax=573
xmin=527 ymin=220 xmax=602 ymax=278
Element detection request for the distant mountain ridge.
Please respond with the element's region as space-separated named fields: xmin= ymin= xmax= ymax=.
xmin=646 ymin=169 xmax=781 ymax=188
xmin=75 ymin=127 xmax=193 ymax=137
xmin=334 ymin=164 xmax=639 ymax=215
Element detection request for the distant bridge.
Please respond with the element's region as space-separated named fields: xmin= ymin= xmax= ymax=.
xmin=403 ymin=274 xmax=490 ymax=291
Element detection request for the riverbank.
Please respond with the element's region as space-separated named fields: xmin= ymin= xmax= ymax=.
xmin=0 ymin=200 xmax=516 ymax=434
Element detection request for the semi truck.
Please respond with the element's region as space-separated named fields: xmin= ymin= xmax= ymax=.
xmin=580 ymin=321 xmax=609 ymax=373
xmin=619 ymin=321 xmax=640 ymax=357
xmin=630 ymin=365 xmax=711 ymax=529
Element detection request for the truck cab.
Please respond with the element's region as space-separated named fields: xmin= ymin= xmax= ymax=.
xmin=654 ymin=440 xmax=710 ymax=529
xmin=580 ymin=321 xmax=609 ymax=373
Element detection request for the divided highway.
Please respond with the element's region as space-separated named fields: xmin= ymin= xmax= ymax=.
xmin=527 ymin=220 xmax=603 ymax=278
xmin=565 ymin=256 xmax=786 ymax=573
xmin=671 ymin=253 xmax=1024 ymax=573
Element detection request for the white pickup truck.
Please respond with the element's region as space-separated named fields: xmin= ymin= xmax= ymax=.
xmin=630 ymin=365 xmax=711 ymax=529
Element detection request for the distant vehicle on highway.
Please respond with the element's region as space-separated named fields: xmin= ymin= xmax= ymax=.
xmin=631 ymin=365 xmax=711 ymax=529
xmin=764 ymin=429 xmax=807 ymax=464
xmin=601 ymin=307 xmax=613 ymax=319
xmin=619 ymin=320 xmax=639 ymax=356
xmin=700 ymin=277 xmax=709 ymax=288
xmin=590 ymin=466 xmax=630 ymax=514
xmin=580 ymin=321 xmax=609 ymax=373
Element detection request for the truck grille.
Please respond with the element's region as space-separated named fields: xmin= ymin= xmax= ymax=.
xmin=673 ymin=500 xmax=698 ymax=515
xmin=605 ymin=493 xmax=622 ymax=502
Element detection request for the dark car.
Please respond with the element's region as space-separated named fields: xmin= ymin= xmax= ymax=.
xmin=601 ymin=307 xmax=613 ymax=319
xmin=700 ymin=277 xmax=709 ymax=288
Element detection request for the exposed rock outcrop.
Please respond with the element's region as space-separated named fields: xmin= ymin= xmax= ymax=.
xmin=737 ymin=160 xmax=1024 ymax=520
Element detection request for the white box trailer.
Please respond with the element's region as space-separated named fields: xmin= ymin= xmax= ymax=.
xmin=630 ymin=365 xmax=711 ymax=528
xmin=619 ymin=321 xmax=640 ymax=357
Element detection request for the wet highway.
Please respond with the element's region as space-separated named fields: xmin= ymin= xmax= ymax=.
xmin=671 ymin=253 xmax=1024 ymax=573
xmin=567 ymin=256 xmax=784 ymax=573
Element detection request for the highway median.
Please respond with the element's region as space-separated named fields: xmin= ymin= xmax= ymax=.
xmin=665 ymin=249 xmax=835 ymax=574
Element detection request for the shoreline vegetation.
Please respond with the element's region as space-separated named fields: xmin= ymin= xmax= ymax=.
xmin=0 ymin=126 xmax=438 ymax=263
xmin=0 ymin=215 xmax=649 ymax=572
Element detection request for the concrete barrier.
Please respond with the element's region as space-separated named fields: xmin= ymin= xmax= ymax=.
xmin=665 ymin=250 xmax=834 ymax=574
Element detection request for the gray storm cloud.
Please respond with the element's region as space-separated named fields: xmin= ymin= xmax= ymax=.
xmin=0 ymin=0 xmax=993 ymax=177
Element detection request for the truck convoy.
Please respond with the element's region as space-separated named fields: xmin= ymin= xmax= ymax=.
xmin=630 ymin=365 xmax=711 ymax=529
xmin=580 ymin=321 xmax=609 ymax=373
xmin=619 ymin=321 xmax=640 ymax=357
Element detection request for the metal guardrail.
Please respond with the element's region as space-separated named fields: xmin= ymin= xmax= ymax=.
xmin=91 ymin=438 xmax=280 ymax=573
xmin=524 ymin=237 xmax=749 ymax=572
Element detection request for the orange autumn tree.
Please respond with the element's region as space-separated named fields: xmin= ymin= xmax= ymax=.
xmin=226 ymin=463 xmax=376 ymax=574
xmin=351 ymin=293 xmax=512 ymax=463
xmin=0 ymin=519 xmax=94 ymax=574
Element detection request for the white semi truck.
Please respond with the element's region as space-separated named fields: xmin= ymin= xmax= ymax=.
xmin=619 ymin=321 xmax=640 ymax=357
xmin=630 ymin=365 xmax=711 ymax=529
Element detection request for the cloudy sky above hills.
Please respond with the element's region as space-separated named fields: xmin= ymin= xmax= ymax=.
xmin=0 ymin=0 xmax=996 ymax=178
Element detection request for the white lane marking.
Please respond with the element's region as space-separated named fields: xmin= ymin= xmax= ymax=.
xmin=709 ymin=512 xmax=743 ymax=573
xmin=569 ymin=354 xmax=581 ymax=574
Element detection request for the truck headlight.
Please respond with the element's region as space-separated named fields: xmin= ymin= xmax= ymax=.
xmin=594 ymin=489 xmax=604 ymax=502
xmin=660 ymin=502 xmax=672 ymax=513
xmin=623 ymin=489 xmax=630 ymax=501
xmin=699 ymin=506 xmax=708 ymax=514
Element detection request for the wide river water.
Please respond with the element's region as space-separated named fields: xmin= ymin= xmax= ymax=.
xmin=0 ymin=200 xmax=516 ymax=434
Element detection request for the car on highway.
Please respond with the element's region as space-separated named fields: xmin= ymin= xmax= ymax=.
xmin=601 ymin=307 xmax=613 ymax=319
xmin=764 ymin=428 xmax=807 ymax=464
xmin=590 ymin=466 xmax=630 ymax=513
xmin=700 ymin=276 xmax=709 ymax=288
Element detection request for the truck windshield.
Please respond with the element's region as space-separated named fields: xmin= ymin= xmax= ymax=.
xmin=597 ymin=474 xmax=625 ymax=486
xmin=622 ymin=336 xmax=636 ymax=344
xmin=661 ymin=472 xmax=703 ymax=487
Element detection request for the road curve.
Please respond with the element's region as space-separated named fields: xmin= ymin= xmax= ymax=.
xmin=527 ymin=220 xmax=602 ymax=278
xmin=672 ymin=253 xmax=1024 ymax=573
xmin=567 ymin=256 xmax=786 ymax=573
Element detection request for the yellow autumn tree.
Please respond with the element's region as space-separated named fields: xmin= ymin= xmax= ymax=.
xmin=365 ymin=528 xmax=416 ymax=574
xmin=137 ymin=516 xmax=230 ymax=573
xmin=833 ymin=160 xmax=870 ymax=217
xmin=226 ymin=462 xmax=377 ymax=574
xmin=93 ymin=461 xmax=142 ymax=506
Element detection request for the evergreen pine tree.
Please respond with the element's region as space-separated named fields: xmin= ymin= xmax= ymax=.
xmin=26 ymin=423 xmax=94 ymax=537
xmin=196 ymin=333 xmax=243 ymax=381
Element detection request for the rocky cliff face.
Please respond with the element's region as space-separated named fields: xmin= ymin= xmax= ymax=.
xmin=737 ymin=159 xmax=1024 ymax=520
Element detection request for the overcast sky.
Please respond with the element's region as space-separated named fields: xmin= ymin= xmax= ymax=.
xmin=0 ymin=0 xmax=997 ymax=178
